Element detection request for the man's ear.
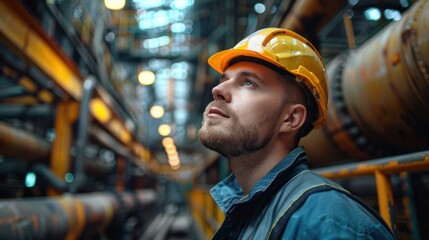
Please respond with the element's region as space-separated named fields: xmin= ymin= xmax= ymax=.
xmin=279 ymin=104 xmax=307 ymax=133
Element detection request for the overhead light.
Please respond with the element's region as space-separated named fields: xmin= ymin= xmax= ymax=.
xmin=160 ymin=136 xmax=181 ymax=169
xmin=165 ymin=145 xmax=177 ymax=155
xmin=170 ymin=0 xmax=194 ymax=10
xmin=158 ymin=124 xmax=172 ymax=136
xmin=143 ymin=36 xmax=171 ymax=49
xmin=365 ymin=7 xmax=381 ymax=21
xmin=105 ymin=32 xmax=116 ymax=42
xmin=162 ymin=137 xmax=174 ymax=147
xmin=64 ymin=173 xmax=74 ymax=183
xmin=25 ymin=172 xmax=36 ymax=187
xmin=171 ymin=22 xmax=186 ymax=33
xmin=138 ymin=70 xmax=155 ymax=85
xmin=150 ymin=105 xmax=165 ymax=118
xmin=104 ymin=0 xmax=126 ymax=10
xmin=399 ymin=0 xmax=409 ymax=7
xmin=169 ymin=156 xmax=180 ymax=169
xmin=384 ymin=9 xmax=402 ymax=21
xmin=254 ymin=3 xmax=266 ymax=14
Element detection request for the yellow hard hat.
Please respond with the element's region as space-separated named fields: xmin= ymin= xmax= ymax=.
xmin=208 ymin=28 xmax=328 ymax=129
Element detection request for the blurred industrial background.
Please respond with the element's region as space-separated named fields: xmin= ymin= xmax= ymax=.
xmin=0 ymin=0 xmax=428 ymax=239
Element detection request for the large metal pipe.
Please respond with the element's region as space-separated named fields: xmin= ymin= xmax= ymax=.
xmin=0 ymin=121 xmax=50 ymax=161
xmin=0 ymin=190 xmax=156 ymax=240
xmin=302 ymin=0 xmax=429 ymax=166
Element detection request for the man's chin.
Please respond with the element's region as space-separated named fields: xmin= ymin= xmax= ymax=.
xmin=198 ymin=127 xmax=225 ymax=148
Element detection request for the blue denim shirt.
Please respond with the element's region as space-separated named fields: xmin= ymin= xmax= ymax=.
xmin=210 ymin=147 xmax=396 ymax=239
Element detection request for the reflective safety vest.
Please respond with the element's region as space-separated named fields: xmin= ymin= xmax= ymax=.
xmin=212 ymin=160 xmax=395 ymax=240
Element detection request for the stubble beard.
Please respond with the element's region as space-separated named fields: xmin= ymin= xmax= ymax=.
xmin=198 ymin=104 xmax=282 ymax=158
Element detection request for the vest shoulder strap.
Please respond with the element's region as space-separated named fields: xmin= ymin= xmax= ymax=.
xmin=267 ymin=173 xmax=394 ymax=240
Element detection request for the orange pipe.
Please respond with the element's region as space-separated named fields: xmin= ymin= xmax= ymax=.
xmin=375 ymin=171 xmax=396 ymax=231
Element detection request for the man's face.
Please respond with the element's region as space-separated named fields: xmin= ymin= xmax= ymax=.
xmin=198 ymin=61 xmax=288 ymax=157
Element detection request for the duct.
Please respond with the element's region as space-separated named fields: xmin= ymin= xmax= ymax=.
xmin=303 ymin=0 xmax=429 ymax=166
xmin=0 ymin=121 xmax=50 ymax=161
xmin=0 ymin=190 xmax=156 ymax=240
xmin=280 ymin=0 xmax=349 ymax=45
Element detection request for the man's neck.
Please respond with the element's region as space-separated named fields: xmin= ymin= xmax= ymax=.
xmin=229 ymin=144 xmax=293 ymax=195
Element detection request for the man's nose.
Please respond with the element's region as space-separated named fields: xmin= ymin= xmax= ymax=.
xmin=212 ymin=81 xmax=231 ymax=102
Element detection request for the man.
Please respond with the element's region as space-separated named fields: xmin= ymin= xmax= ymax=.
xmin=198 ymin=28 xmax=396 ymax=239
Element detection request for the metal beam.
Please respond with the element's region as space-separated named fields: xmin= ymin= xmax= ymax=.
xmin=0 ymin=104 xmax=54 ymax=118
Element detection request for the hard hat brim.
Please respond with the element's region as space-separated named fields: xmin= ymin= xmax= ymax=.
xmin=208 ymin=49 xmax=284 ymax=74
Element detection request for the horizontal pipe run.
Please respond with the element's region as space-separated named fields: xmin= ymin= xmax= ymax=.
xmin=0 ymin=105 xmax=54 ymax=118
xmin=0 ymin=190 xmax=156 ymax=239
xmin=314 ymin=150 xmax=429 ymax=179
xmin=89 ymin=126 xmax=129 ymax=157
xmin=0 ymin=86 xmax=26 ymax=98
xmin=0 ymin=121 xmax=50 ymax=161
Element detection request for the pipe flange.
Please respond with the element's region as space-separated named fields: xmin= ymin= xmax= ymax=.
xmin=329 ymin=50 xmax=385 ymax=158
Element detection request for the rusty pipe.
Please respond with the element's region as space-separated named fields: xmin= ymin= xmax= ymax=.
xmin=0 ymin=190 xmax=156 ymax=240
xmin=0 ymin=121 xmax=50 ymax=161
xmin=303 ymin=0 xmax=429 ymax=166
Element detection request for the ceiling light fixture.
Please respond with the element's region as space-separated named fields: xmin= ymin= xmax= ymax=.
xmin=138 ymin=70 xmax=155 ymax=85
xmin=104 ymin=0 xmax=126 ymax=10
xmin=150 ymin=105 xmax=165 ymax=118
xmin=158 ymin=124 xmax=172 ymax=136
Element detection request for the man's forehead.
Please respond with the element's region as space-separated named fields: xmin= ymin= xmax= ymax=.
xmin=224 ymin=61 xmax=283 ymax=83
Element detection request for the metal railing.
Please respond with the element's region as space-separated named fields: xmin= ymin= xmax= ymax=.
xmin=314 ymin=150 xmax=429 ymax=232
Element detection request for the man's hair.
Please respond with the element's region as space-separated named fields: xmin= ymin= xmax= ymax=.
xmin=277 ymin=74 xmax=318 ymax=144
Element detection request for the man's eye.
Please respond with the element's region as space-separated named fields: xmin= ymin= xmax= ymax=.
xmin=244 ymin=80 xmax=255 ymax=87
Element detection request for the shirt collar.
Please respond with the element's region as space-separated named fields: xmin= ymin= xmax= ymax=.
xmin=210 ymin=147 xmax=307 ymax=213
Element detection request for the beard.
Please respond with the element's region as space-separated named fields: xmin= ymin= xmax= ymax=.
xmin=198 ymin=101 xmax=283 ymax=158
